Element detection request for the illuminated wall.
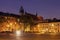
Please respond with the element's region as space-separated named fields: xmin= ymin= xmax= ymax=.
xmin=34 ymin=22 xmax=60 ymax=34
xmin=0 ymin=16 xmax=24 ymax=32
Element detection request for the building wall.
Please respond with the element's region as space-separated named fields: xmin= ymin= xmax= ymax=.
xmin=33 ymin=22 xmax=60 ymax=34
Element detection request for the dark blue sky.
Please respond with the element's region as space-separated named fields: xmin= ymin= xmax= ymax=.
xmin=0 ymin=0 xmax=60 ymax=19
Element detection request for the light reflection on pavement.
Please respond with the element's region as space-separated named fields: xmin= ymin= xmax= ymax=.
xmin=0 ymin=33 xmax=60 ymax=40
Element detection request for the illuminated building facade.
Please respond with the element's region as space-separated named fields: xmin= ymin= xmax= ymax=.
xmin=0 ymin=6 xmax=60 ymax=35
xmin=0 ymin=9 xmax=43 ymax=32
xmin=32 ymin=20 xmax=60 ymax=35
xmin=0 ymin=12 xmax=23 ymax=32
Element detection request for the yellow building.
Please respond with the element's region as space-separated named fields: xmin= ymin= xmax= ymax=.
xmin=33 ymin=22 xmax=60 ymax=35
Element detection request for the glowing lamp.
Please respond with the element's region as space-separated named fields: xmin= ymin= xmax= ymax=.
xmin=15 ymin=30 xmax=21 ymax=36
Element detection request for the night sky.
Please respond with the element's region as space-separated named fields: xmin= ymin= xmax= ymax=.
xmin=0 ymin=0 xmax=60 ymax=19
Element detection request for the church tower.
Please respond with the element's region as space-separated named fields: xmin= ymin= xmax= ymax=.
xmin=19 ymin=6 xmax=24 ymax=15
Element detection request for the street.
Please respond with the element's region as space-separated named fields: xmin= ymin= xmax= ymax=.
xmin=0 ymin=33 xmax=60 ymax=40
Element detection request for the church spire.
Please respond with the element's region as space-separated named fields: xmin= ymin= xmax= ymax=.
xmin=19 ymin=6 xmax=24 ymax=15
xmin=36 ymin=11 xmax=38 ymax=16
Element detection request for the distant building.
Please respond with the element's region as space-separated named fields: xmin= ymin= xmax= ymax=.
xmin=0 ymin=6 xmax=60 ymax=35
xmin=19 ymin=6 xmax=43 ymax=24
xmin=33 ymin=21 xmax=60 ymax=34
xmin=0 ymin=6 xmax=43 ymax=32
